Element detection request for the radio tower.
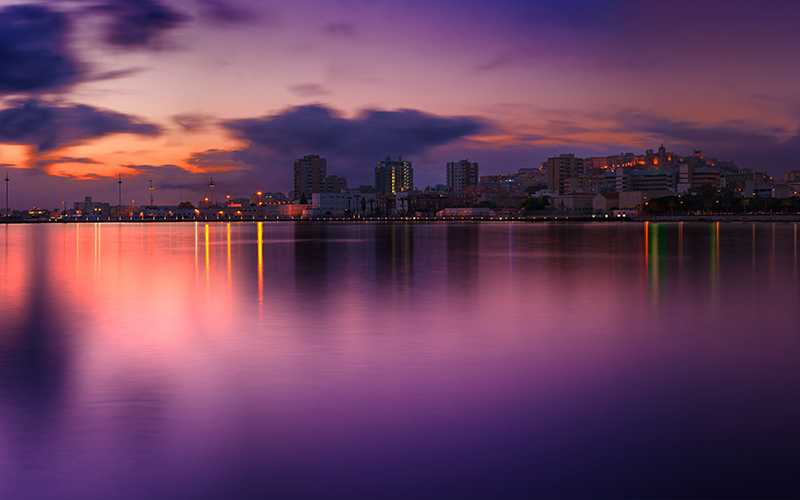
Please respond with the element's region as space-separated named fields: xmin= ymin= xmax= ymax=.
xmin=149 ymin=180 xmax=154 ymax=207
xmin=118 ymin=174 xmax=122 ymax=218
xmin=209 ymin=177 xmax=215 ymax=206
xmin=4 ymin=172 xmax=8 ymax=218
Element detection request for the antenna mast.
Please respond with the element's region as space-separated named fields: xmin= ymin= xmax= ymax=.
xmin=209 ymin=177 xmax=215 ymax=206
xmin=118 ymin=174 xmax=122 ymax=218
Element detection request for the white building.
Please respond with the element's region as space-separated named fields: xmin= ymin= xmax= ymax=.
xmin=312 ymin=189 xmax=378 ymax=215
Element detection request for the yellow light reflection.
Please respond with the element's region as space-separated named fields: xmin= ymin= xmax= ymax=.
xmin=205 ymin=223 xmax=210 ymax=285
xmin=258 ymin=222 xmax=263 ymax=311
xmin=95 ymin=223 xmax=101 ymax=277
xmin=194 ymin=222 xmax=199 ymax=276
xmin=76 ymin=223 xmax=80 ymax=274
xmin=227 ymin=223 xmax=232 ymax=286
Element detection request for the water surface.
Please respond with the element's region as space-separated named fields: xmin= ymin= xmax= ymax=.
xmin=1 ymin=221 xmax=799 ymax=498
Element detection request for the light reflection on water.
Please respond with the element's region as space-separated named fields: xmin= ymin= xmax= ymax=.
xmin=0 ymin=221 xmax=799 ymax=499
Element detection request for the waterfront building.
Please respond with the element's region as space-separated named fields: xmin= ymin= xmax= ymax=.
xmin=375 ymin=156 xmax=413 ymax=194
xmin=294 ymin=155 xmax=327 ymax=201
xmin=446 ymin=159 xmax=479 ymax=193
xmin=278 ymin=203 xmax=310 ymax=218
xmin=250 ymin=192 xmax=288 ymax=205
xmin=617 ymin=191 xmax=671 ymax=210
xmin=312 ymin=192 xmax=347 ymax=214
xmin=312 ymin=188 xmax=377 ymax=215
xmin=593 ymin=193 xmax=620 ymax=213
xmin=73 ymin=196 xmax=111 ymax=216
xmin=548 ymin=192 xmax=595 ymax=211
xmin=437 ymin=207 xmax=491 ymax=218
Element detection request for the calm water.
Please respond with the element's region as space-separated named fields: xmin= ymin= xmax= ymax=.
xmin=1 ymin=221 xmax=799 ymax=499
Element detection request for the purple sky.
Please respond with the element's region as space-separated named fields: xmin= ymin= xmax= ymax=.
xmin=1 ymin=0 xmax=800 ymax=208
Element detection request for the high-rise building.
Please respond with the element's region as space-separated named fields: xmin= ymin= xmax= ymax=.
xmin=545 ymin=154 xmax=585 ymax=194
xmin=294 ymin=155 xmax=327 ymax=201
xmin=446 ymin=159 xmax=479 ymax=193
xmin=375 ymin=156 xmax=413 ymax=194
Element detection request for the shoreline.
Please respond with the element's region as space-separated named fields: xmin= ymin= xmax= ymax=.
xmin=3 ymin=214 xmax=800 ymax=224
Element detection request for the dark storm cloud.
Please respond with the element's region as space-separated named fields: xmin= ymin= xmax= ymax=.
xmin=91 ymin=0 xmax=191 ymax=49
xmin=0 ymin=5 xmax=81 ymax=94
xmin=0 ymin=99 xmax=159 ymax=152
xmin=219 ymin=105 xmax=483 ymax=188
xmin=224 ymin=105 xmax=484 ymax=160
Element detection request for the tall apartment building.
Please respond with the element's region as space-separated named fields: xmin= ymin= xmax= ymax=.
xmin=294 ymin=155 xmax=327 ymax=201
xmin=446 ymin=159 xmax=479 ymax=193
xmin=545 ymin=154 xmax=585 ymax=194
xmin=375 ymin=156 xmax=413 ymax=194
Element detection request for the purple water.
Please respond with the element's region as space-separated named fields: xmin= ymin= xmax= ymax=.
xmin=1 ymin=221 xmax=799 ymax=498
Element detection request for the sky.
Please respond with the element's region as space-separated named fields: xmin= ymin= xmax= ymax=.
xmin=2 ymin=0 xmax=800 ymax=208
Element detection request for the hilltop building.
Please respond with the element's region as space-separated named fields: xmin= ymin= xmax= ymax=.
xmin=544 ymin=154 xmax=585 ymax=194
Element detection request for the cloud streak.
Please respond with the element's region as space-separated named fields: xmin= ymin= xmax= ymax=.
xmin=0 ymin=5 xmax=81 ymax=94
xmin=0 ymin=99 xmax=159 ymax=153
xmin=221 ymin=104 xmax=485 ymax=185
xmin=225 ymin=104 xmax=484 ymax=159
xmin=90 ymin=0 xmax=191 ymax=49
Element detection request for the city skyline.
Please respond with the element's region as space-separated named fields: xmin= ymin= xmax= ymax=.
xmin=0 ymin=141 xmax=789 ymax=215
xmin=2 ymin=0 xmax=800 ymax=208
